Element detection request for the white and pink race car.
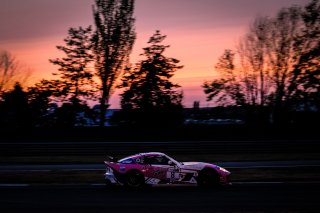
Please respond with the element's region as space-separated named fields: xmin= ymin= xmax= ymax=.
xmin=104 ymin=152 xmax=231 ymax=188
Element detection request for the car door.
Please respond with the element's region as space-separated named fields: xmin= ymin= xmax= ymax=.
xmin=143 ymin=155 xmax=179 ymax=183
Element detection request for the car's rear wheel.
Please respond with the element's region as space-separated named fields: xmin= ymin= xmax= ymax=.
xmin=197 ymin=169 xmax=220 ymax=188
xmin=125 ymin=170 xmax=145 ymax=188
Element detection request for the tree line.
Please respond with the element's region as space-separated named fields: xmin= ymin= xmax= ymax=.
xmin=0 ymin=0 xmax=319 ymax=128
xmin=203 ymin=0 xmax=320 ymax=125
xmin=0 ymin=0 xmax=183 ymax=128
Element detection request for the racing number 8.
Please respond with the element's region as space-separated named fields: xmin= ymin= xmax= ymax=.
xmin=171 ymin=171 xmax=175 ymax=179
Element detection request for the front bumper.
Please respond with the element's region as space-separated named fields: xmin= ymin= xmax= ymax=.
xmin=220 ymin=173 xmax=231 ymax=185
xmin=105 ymin=172 xmax=118 ymax=184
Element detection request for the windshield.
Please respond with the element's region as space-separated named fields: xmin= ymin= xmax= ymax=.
xmin=118 ymin=157 xmax=134 ymax=164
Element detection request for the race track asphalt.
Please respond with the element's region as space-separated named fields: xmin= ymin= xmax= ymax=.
xmin=0 ymin=183 xmax=319 ymax=213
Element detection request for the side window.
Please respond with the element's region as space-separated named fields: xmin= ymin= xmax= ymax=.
xmin=134 ymin=157 xmax=144 ymax=164
xmin=144 ymin=155 xmax=172 ymax=165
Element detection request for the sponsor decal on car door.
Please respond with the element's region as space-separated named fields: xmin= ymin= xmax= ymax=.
xmin=166 ymin=167 xmax=180 ymax=182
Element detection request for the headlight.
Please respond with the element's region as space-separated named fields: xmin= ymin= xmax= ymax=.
xmin=219 ymin=167 xmax=229 ymax=173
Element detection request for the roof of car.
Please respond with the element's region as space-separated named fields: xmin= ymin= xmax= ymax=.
xmin=125 ymin=152 xmax=165 ymax=159
xmin=117 ymin=152 xmax=166 ymax=162
xmin=139 ymin=152 xmax=165 ymax=156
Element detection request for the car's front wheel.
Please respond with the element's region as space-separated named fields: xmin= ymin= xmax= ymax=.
xmin=125 ymin=170 xmax=145 ymax=188
xmin=197 ymin=169 xmax=220 ymax=188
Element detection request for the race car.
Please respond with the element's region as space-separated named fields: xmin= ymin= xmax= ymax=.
xmin=104 ymin=152 xmax=231 ymax=188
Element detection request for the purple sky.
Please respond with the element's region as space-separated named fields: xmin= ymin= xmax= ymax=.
xmin=0 ymin=0 xmax=309 ymax=40
xmin=0 ymin=0 xmax=311 ymax=108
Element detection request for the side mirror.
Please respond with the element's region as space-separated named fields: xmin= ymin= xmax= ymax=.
xmin=168 ymin=160 xmax=175 ymax=166
xmin=106 ymin=156 xmax=118 ymax=162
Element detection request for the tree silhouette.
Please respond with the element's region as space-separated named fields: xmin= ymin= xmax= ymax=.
xmin=53 ymin=102 xmax=93 ymax=127
xmin=48 ymin=26 xmax=97 ymax=127
xmin=0 ymin=51 xmax=30 ymax=95
xmin=285 ymin=0 xmax=320 ymax=120
xmin=237 ymin=16 xmax=272 ymax=107
xmin=28 ymin=79 xmax=97 ymax=127
xmin=203 ymin=0 xmax=320 ymax=125
xmin=49 ymin=26 xmax=96 ymax=105
xmin=28 ymin=80 xmax=63 ymax=127
xmin=0 ymin=82 xmax=29 ymax=127
xmin=118 ymin=31 xmax=184 ymax=126
xmin=92 ymin=0 xmax=136 ymax=126
xmin=203 ymin=50 xmax=245 ymax=106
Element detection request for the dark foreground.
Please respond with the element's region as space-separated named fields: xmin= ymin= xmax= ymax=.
xmin=0 ymin=183 xmax=319 ymax=213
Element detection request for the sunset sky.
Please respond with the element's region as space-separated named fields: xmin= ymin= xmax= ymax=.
xmin=0 ymin=0 xmax=310 ymax=108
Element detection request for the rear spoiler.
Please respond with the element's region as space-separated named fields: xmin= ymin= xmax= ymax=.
xmin=104 ymin=156 xmax=118 ymax=171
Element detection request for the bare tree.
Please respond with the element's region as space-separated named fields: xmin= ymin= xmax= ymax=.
xmin=0 ymin=51 xmax=19 ymax=92
xmin=203 ymin=49 xmax=245 ymax=106
xmin=0 ymin=51 xmax=30 ymax=94
xmin=286 ymin=0 xmax=320 ymax=109
xmin=204 ymin=0 xmax=320 ymax=124
xmin=263 ymin=6 xmax=303 ymax=122
xmin=204 ymin=18 xmax=274 ymax=108
xmin=237 ymin=16 xmax=273 ymax=106
xmin=92 ymin=0 xmax=136 ymax=126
